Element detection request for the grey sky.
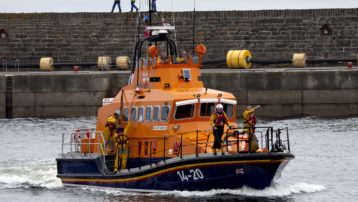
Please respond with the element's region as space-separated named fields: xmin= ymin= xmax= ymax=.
xmin=1 ymin=0 xmax=357 ymax=13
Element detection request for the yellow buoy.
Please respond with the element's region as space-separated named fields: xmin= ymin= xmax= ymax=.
xmin=116 ymin=56 xmax=130 ymax=70
xmin=226 ymin=50 xmax=234 ymax=68
xmin=39 ymin=57 xmax=54 ymax=71
xmin=97 ymin=56 xmax=111 ymax=70
xmin=292 ymin=53 xmax=306 ymax=68
xmin=226 ymin=50 xmax=252 ymax=69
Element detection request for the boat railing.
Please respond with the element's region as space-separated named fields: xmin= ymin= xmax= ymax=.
xmin=224 ymin=126 xmax=291 ymax=154
xmin=102 ymin=127 xmax=291 ymax=171
xmin=61 ymin=129 xmax=106 ymax=159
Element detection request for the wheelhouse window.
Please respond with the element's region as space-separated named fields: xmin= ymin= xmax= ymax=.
xmin=123 ymin=107 xmax=129 ymax=122
xmin=161 ymin=105 xmax=170 ymax=122
xmin=145 ymin=106 xmax=152 ymax=122
xmin=200 ymin=103 xmax=215 ymax=117
xmin=138 ymin=106 xmax=144 ymax=122
xmin=131 ymin=107 xmax=137 ymax=123
xmin=153 ymin=106 xmax=160 ymax=122
xmin=175 ymin=104 xmax=195 ymax=119
xmin=223 ymin=104 xmax=234 ymax=118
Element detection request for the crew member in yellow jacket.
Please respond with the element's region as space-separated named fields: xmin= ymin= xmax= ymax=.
xmin=113 ymin=120 xmax=132 ymax=173
xmin=103 ymin=113 xmax=119 ymax=156
xmin=210 ymin=104 xmax=231 ymax=154
xmin=243 ymin=105 xmax=260 ymax=152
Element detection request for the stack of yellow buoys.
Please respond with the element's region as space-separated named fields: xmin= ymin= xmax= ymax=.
xmin=226 ymin=50 xmax=252 ymax=69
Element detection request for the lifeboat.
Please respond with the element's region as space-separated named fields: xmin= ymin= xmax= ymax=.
xmin=56 ymin=19 xmax=294 ymax=191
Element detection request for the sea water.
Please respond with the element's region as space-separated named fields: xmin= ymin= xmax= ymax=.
xmin=0 ymin=117 xmax=357 ymax=202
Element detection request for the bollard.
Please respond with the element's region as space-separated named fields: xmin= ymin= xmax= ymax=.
xmin=347 ymin=62 xmax=353 ymax=69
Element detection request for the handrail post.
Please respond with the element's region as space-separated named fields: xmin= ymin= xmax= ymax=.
xmin=266 ymin=128 xmax=269 ymax=150
xmin=196 ymin=130 xmax=199 ymax=157
xmin=236 ymin=130 xmax=239 ymax=153
xmin=248 ymin=127 xmax=251 ymax=153
xmin=270 ymin=127 xmax=274 ymax=152
xmin=226 ymin=129 xmax=229 ymax=155
xmin=286 ymin=127 xmax=290 ymax=153
xmin=139 ymin=144 xmax=141 ymax=169
xmin=150 ymin=141 xmax=152 ymax=167
xmin=163 ymin=137 xmax=166 ymax=163
xmin=62 ymin=133 xmax=64 ymax=157
xmin=180 ymin=133 xmax=183 ymax=159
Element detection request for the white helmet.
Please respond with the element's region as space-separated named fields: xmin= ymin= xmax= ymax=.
xmin=216 ymin=104 xmax=223 ymax=109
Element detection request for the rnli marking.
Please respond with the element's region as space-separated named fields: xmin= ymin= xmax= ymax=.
xmin=153 ymin=126 xmax=167 ymax=130
xmin=177 ymin=169 xmax=204 ymax=182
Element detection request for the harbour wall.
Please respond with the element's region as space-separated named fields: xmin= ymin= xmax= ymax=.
xmin=0 ymin=9 xmax=358 ymax=65
xmin=1 ymin=68 xmax=357 ymax=118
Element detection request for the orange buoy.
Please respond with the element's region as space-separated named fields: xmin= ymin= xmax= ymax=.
xmin=148 ymin=45 xmax=159 ymax=59
xmin=347 ymin=62 xmax=353 ymax=69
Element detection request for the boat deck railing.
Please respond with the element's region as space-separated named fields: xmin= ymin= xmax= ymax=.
xmin=59 ymin=126 xmax=291 ymax=172
xmin=60 ymin=129 xmax=106 ymax=158
xmin=122 ymin=126 xmax=291 ymax=170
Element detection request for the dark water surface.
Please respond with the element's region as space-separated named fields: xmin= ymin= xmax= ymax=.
xmin=0 ymin=117 xmax=357 ymax=202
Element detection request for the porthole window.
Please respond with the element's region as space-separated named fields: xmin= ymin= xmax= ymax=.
xmin=123 ymin=107 xmax=129 ymax=122
xmin=153 ymin=106 xmax=160 ymax=122
xmin=131 ymin=107 xmax=137 ymax=123
xmin=138 ymin=106 xmax=144 ymax=122
xmin=161 ymin=105 xmax=170 ymax=122
xmin=146 ymin=106 xmax=152 ymax=122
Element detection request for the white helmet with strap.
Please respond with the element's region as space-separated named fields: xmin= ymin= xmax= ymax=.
xmin=216 ymin=104 xmax=223 ymax=109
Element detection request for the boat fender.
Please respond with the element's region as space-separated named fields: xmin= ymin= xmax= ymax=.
xmin=97 ymin=56 xmax=111 ymax=70
xmin=226 ymin=50 xmax=252 ymax=69
xmin=116 ymin=56 xmax=130 ymax=70
xmin=292 ymin=53 xmax=306 ymax=68
xmin=39 ymin=57 xmax=54 ymax=71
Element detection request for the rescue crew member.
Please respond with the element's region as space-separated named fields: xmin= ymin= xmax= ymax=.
xmin=157 ymin=52 xmax=168 ymax=64
xmin=210 ymin=104 xmax=231 ymax=154
xmin=113 ymin=120 xmax=132 ymax=173
xmin=103 ymin=113 xmax=120 ymax=156
xmin=176 ymin=50 xmax=187 ymax=64
xmin=111 ymin=0 xmax=121 ymax=13
xmin=243 ymin=105 xmax=260 ymax=152
xmin=130 ymin=0 xmax=138 ymax=12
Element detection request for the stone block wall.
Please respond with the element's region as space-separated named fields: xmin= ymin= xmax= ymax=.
xmin=200 ymin=68 xmax=358 ymax=117
xmin=0 ymin=71 xmax=129 ymax=118
xmin=1 ymin=68 xmax=357 ymax=118
xmin=0 ymin=76 xmax=5 ymax=117
xmin=0 ymin=9 xmax=358 ymax=65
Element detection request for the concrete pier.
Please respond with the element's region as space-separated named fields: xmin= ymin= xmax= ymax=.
xmin=1 ymin=67 xmax=357 ymax=118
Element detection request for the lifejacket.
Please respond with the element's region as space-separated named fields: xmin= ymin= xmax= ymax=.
xmin=248 ymin=116 xmax=257 ymax=125
xmin=215 ymin=111 xmax=228 ymax=126
xmin=115 ymin=130 xmax=129 ymax=151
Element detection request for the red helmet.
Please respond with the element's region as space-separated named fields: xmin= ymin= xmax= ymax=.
xmin=108 ymin=124 xmax=115 ymax=131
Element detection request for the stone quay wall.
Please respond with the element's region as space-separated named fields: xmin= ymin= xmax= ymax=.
xmin=1 ymin=68 xmax=357 ymax=118
xmin=0 ymin=9 xmax=358 ymax=65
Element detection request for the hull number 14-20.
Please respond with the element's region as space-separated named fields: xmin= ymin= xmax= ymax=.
xmin=177 ymin=169 xmax=204 ymax=181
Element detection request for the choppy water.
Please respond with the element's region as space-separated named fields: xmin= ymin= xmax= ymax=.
xmin=0 ymin=117 xmax=357 ymax=202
